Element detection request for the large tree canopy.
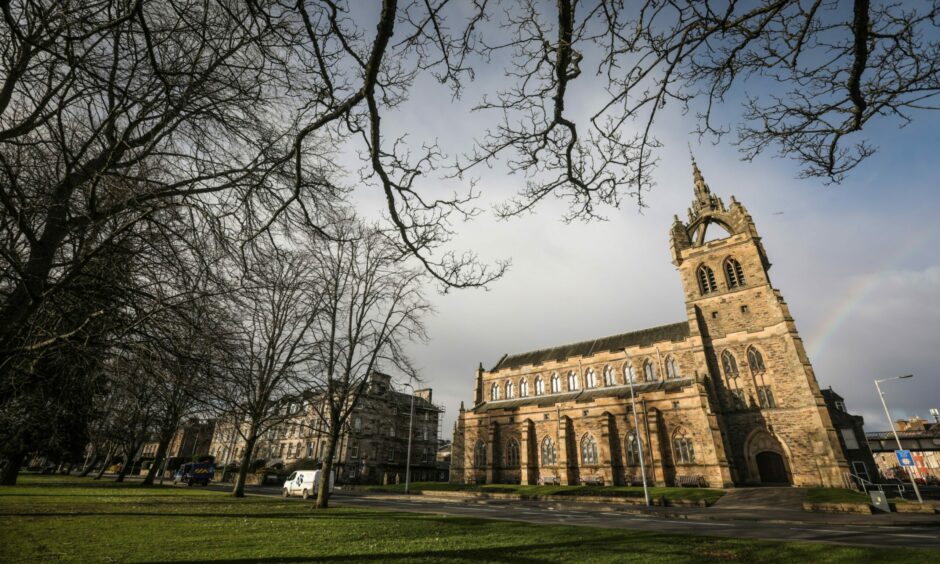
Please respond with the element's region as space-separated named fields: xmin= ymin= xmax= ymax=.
xmin=2 ymin=0 xmax=937 ymax=369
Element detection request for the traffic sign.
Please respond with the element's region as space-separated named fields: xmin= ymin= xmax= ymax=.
xmin=895 ymin=449 xmax=915 ymax=467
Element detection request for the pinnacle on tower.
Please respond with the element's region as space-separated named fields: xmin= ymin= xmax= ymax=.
xmin=690 ymin=152 xmax=711 ymax=204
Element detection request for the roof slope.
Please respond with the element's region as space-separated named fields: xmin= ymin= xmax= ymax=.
xmin=491 ymin=321 xmax=691 ymax=372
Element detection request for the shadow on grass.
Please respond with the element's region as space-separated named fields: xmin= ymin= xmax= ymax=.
xmin=142 ymin=536 xmax=697 ymax=564
xmin=0 ymin=510 xmax=479 ymax=522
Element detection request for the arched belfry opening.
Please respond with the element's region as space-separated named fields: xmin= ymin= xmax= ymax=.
xmin=669 ymin=155 xmax=771 ymax=273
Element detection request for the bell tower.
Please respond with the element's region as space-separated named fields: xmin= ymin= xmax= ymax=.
xmin=669 ymin=157 xmax=850 ymax=487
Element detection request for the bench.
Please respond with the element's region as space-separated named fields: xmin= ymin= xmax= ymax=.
xmin=539 ymin=474 xmax=560 ymax=485
xmin=675 ymin=475 xmax=707 ymax=488
xmin=581 ymin=475 xmax=605 ymax=486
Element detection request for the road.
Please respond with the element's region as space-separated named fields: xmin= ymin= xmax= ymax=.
xmin=218 ymin=484 xmax=940 ymax=550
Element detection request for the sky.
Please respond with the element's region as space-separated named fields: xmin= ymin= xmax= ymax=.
xmin=337 ymin=4 xmax=940 ymax=439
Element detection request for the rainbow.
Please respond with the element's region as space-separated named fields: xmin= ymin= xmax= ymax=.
xmin=806 ymin=227 xmax=934 ymax=360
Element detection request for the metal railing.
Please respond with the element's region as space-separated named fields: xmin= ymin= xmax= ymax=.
xmin=848 ymin=471 xmax=906 ymax=499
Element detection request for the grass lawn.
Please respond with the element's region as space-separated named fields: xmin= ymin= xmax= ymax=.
xmin=1 ymin=476 xmax=936 ymax=563
xmin=805 ymin=488 xmax=871 ymax=504
xmin=364 ymin=482 xmax=726 ymax=505
xmin=805 ymin=488 xmax=914 ymax=505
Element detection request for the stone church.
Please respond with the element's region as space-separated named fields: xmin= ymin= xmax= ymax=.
xmin=450 ymin=161 xmax=852 ymax=488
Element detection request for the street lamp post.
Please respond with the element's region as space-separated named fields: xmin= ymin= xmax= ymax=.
xmin=624 ymin=350 xmax=651 ymax=507
xmin=402 ymin=381 xmax=417 ymax=494
xmin=874 ymin=375 xmax=923 ymax=504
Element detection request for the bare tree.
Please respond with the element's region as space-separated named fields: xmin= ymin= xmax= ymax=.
xmin=303 ymin=219 xmax=431 ymax=508
xmin=99 ymin=352 xmax=159 ymax=483
xmin=458 ymin=0 xmax=940 ymax=215
xmin=0 ymin=0 xmax=328 ymax=360
xmin=210 ymin=241 xmax=323 ymax=498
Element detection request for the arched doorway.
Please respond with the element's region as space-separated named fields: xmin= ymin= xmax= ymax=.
xmin=755 ymin=451 xmax=788 ymax=484
xmin=743 ymin=429 xmax=792 ymax=485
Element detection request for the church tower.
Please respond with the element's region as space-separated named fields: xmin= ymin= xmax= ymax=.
xmin=669 ymin=158 xmax=850 ymax=487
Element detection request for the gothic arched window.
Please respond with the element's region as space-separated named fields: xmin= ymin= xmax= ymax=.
xmin=490 ymin=383 xmax=500 ymax=401
xmin=520 ymin=378 xmax=529 ymax=397
xmin=747 ymin=347 xmax=766 ymax=373
xmin=697 ymin=264 xmax=717 ymax=294
xmin=673 ymin=430 xmax=695 ymax=464
xmin=505 ymin=380 xmax=514 ymax=399
xmin=624 ymin=363 xmax=636 ymax=383
xmin=535 ymin=375 xmax=545 ymax=395
xmin=625 ymin=432 xmax=641 ymax=466
xmin=721 ymin=350 xmax=739 ymax=379
xmin=551 ymin=373 xmax=561 ymax=393
xmin=567 ymin=370 xmax=579 ymax=391
xmin=603 ymin=365 xmax=615 ymax=386
xmin=541 ymin=437 xmax=557 ymax=465
xmin=586 ymin=368 xmax=597 ymax=388
xmin=507 ymin=439 xmax=520 ymax=467
xmin=580 ymin=435 xmax=598 ymax=465
xmin=643 ymin=360 xmax=657 ymax=382
xmin=724 ymin=257 xmax=746 ymax=288
xmin=665 ymin=356 xmax=680 ymax=379
xmin=474 ymin=440 xmax=486 ymax=467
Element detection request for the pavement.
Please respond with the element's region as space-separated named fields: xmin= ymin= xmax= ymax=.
xmin=202 ymin=482 xmax=940 ymax=549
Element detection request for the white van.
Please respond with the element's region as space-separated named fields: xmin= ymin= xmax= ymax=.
xmin=282 ymin=469 xmax=334 ymax=499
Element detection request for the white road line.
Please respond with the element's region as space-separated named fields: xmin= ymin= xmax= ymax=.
xmin=888 ymin=533 xmax=937 ymax=539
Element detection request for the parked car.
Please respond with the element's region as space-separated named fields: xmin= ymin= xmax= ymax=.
xmin=282 ymin=469 xmax=334 ymax=500
xmin=173 ymin=462 xmax=215 ymax=486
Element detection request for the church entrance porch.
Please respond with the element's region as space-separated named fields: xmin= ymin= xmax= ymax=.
xmin=743 ymin=429 xmax=793 ymax=485
xmin=756 ymin=451 xmax=789 ymax=484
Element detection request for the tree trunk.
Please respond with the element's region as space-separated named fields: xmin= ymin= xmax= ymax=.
xmin=232 ymin=434 xmax=258 ymax=498
xmin=80 ymin=453 xmax=99 ymax=477
xmin=315 ymin=432 xmax=339 ymax=509
xmin=143 ymin=429 xmax=174 ymax=486
xmin=0 ymin=451 xmax=26 ymax=485
xmin=94 ymin=446 xmax=114 ymax=480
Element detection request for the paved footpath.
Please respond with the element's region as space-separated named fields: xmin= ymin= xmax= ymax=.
xmin=205 ymin=483 xmax=940 ymax=550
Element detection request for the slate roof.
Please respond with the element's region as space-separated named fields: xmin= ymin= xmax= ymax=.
xmin=490 ymin=322 xmax=691 ymax=372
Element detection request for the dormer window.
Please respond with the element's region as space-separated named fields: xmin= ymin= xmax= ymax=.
xmin=697 ymin=265 xmax=717 ymax=294
xmin=724 ymin=257 xmax=746 ymax=288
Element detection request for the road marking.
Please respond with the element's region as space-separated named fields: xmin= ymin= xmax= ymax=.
xmin=793 ymin=528 xmax=862 ymax=535
xmin=888 ymin=534 xmax=937 ymax=539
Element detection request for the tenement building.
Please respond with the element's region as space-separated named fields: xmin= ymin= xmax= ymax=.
xmin=450 ymin=161 xmax=852 ymax=488
xmin=209 ymin=372 xmax=443 ymax=484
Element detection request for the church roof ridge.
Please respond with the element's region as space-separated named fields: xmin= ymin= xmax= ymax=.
xmin=490 ymin=321 xmax=690 ymax=372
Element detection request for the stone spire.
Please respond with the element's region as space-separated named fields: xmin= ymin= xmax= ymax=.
xmin=687 ymin=152 xmax=722 ymax=218
xmin=691 ymin=154 xmax=711 ymax=204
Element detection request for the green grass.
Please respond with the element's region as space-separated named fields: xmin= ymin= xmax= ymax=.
xmin=805 ymin=488 xmax=870 ymax=504
xmin=805 ymin=488 xmax=912 ymax=505
xmin=1 ymin=476 xmax=936 ymax=563
xmin=364 ymin=481 xmax=726 ymax=505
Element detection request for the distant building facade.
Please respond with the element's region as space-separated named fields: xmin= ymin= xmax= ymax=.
xmin=140 ymin=418 xmax=215 ymax=461
xmin=820 ymin=388 xmax=877 ymax=483
xmin=867 ymin=417 xmax=940 ymax=481
xmin=450 ymin=161 xmax=852 ymax=488
xmin=209 ymin=372 xmax=443 ymax=484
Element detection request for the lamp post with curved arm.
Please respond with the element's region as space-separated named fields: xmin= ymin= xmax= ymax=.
xmin=874 ymin=375 xmax=923 ymax=504
xmin=624 ymin=350 xmax=651 ymax=507
xmin=401 ymin=380 xmax=417 ymax=494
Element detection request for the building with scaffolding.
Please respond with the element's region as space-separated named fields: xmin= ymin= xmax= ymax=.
xmin=209 ymin=371 xmax=444 ymax=484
